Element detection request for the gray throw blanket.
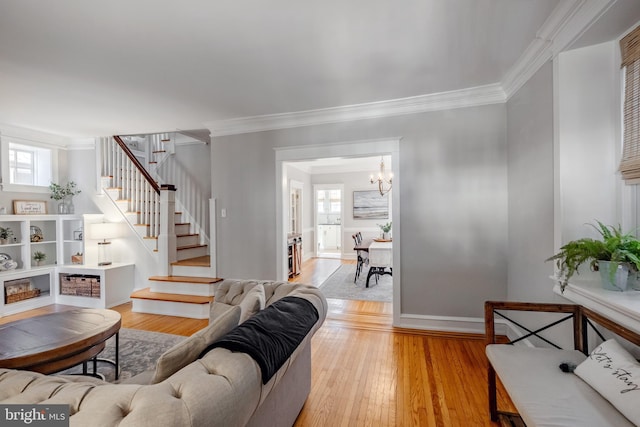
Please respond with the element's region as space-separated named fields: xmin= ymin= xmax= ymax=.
xmin=199 ymin=296 xmax=319 ymax=383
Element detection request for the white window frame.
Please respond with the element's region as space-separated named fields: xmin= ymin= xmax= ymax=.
xmin=1 ymin=135 xmax=60 ymax=194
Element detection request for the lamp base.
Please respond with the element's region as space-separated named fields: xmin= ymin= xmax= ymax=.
xmin=97 ymin=241 xmax=112 ymax=267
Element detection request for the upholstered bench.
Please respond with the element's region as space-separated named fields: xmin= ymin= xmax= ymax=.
xmin=485 ymin=301 xmax=640 ymax=427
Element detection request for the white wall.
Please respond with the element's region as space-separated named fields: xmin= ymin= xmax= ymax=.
xmin=556 ymin=41 xmax=622 ymax=246
xmin=211 ymin=104 xmax=508 ymax=325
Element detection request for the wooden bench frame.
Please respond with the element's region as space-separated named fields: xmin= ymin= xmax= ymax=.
xmin=485 ymin=301 xmax=640 ymax=424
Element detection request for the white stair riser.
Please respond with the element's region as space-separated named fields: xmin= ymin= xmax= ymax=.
xmin=133 ymin=224 xmax=149 ymax=238
xmin=149 ymin=281 xmax=215 ymax=296
xmin=177 ymin=246 xmax=208 ymax=260
xmin=143 ymin=239 xmax=158 ymax=251
xmin=101 ymin=177 xmax=113 ymax=188
xmin=105 ymin=188 xmax=120 ymax=199
xmin=124 ymin=212 xmax=138 ymax=223
xmin=177 ymin=235 xmax=199 ymax=246
xmin=171 ymin=265 xmax=213 ymax=278
xmin=131 ymin=299 xmax=210 ymax=319
xmin=115 ymin=200 xmax=129 ymax=211
xmin=175 ymin=224 xmax=190 ymax=234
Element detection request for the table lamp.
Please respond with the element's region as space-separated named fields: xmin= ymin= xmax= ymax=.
xmin=90 ymin=222 xmax=120 ymax=266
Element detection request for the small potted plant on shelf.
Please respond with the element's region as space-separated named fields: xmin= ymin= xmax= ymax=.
xmin=0 ymin=226 xmax=13 ymax=245
xmin=49 ymin=181 xmax=81 ymax=214
xmin=546 ymin=220 xmax=640 ymax=292
xmin=378 ymin=221 xmax=392 ymax=240
xmin=33 ymin=251 xmax=46 ymax=267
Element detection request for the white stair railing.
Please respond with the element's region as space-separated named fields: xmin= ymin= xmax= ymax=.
xmin=100 ymin=136 xmax=161 ymax=239
xmin=155 ymin=155 xmax=210 ymax=247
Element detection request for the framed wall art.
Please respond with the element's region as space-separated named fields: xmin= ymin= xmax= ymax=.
xmin=353 ymin=190 xmax=389 ymax=219
xmin=13 ymin=200 xmax=47 ymax=215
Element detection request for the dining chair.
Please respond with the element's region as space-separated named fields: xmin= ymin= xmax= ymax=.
xmin=352 ymin=233 xmax=368 ymax=283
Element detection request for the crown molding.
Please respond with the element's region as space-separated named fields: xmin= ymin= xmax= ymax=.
xmin=0 ymin=123 xmax=71 ymax=147
xmin=207 ymin=84 xmax=506 ymax=137
xmin=502 ymin=0 xmax=616 ymax=99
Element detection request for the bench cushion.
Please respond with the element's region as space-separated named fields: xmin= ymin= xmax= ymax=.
xmin=487 ymin=344 xmax=636 ymax=427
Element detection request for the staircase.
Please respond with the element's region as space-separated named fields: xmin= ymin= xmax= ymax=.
xmin=99 ymin=135 xmax=219 ymax=319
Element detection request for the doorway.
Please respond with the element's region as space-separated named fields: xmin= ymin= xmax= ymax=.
xmin=315 ymin=185 xmax=343 ymax=258
xmin=275 ymin=138 xmax=401 ymax=324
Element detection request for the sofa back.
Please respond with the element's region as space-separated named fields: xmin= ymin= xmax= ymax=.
xmin=212 ymin=279 xmax=327 ymax=329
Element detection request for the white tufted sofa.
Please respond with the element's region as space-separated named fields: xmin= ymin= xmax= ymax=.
xmin=0 ymin=279 xmax=327 ymax=427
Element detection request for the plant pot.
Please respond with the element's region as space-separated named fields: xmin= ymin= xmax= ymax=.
xmin=628 ymin=270 xmax=640 ymax=291
xmin=597 ymin=261 xmax=630 ymax=292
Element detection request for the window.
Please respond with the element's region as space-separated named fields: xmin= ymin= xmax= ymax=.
xmin=9 ymin=143 xmax=52 ymax=186
xmin=1 ymin=137 xmax=57 ymax=192
xmin=619 ymin=24 xmax=640 ymax=181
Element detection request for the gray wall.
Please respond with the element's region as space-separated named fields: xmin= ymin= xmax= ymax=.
xmin=212 ymin=104 xmax=508 ymax=318
xmin=506 ymin=61 xmax=557 ymax=302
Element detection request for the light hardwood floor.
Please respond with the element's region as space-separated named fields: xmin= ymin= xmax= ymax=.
xmin=1 ymin=258 xmax=514 ymax=426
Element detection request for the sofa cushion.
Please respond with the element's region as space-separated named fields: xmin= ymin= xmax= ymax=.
xmin=151 ymin=305 xmax=241 ymax=384
xmin=574 ymin=339 xmax=640 ymax=424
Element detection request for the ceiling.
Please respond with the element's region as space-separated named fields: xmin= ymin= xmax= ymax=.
xmin=0 ymin=0 xmax=639 ymax=138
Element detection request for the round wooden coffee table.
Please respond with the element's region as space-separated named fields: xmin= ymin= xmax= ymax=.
xmin=0 ymin=308 xmax=121 ymax=378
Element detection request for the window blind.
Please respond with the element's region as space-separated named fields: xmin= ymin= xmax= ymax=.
xmin=620 ymin=25 xmax=640 ymax=181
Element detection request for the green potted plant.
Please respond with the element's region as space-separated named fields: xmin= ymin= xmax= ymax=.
xmin=546 ymin=221 xmax=640 ymax=292
xmin=0 ymin=226 xmax=13 ymax=245
xmin=378 ymin=221 xmax=392 ymax=240
xmin=33 ymin=251 xmax=46 ymax=266
xmin=49 ymin=181 xmax=81 ymax=214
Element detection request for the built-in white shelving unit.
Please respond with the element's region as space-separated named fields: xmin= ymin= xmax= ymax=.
xmin=0 ymin=214 xmax=134 ymax=316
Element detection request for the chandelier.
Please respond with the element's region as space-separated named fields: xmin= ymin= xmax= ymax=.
xmin=370 ymin=157 xmax=393 ymax=196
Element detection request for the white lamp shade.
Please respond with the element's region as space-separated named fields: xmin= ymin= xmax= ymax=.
xmin=89 ymin=222 xmax=121 ymax=240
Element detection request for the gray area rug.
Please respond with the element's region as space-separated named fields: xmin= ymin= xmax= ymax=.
xmin=319 ymin=264 xmax=392 ymax=302
xmin=58 ymin=328 xmax=185 ymax=383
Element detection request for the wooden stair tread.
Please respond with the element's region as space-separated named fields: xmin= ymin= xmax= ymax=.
xmin=149 ymin=276 xmax=222 ymax=284
xmin=172 ymin=256 xmax=210 ymax=267
xmin=177 ymin=233 xmax=199 ymax=237
xmin=131 ymin=288 xmax=213 ymax=304
xmin=178 ymin=244 xmax=207 ymax=250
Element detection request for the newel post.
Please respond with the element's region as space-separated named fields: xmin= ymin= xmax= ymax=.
xmin=158 ymin=184 xmax=177 ymax=276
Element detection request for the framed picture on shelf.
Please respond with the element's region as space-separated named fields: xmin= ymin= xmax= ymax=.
xmin=13 ymin=200 xmax=47 ymax=215
xmin=353 ymin=190 xmax=389 ymax=219
xmin=73 ymin=230 xmax=83 ymax=241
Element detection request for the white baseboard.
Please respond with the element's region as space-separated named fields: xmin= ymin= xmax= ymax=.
xmin=396 ymin=313 xmax=512 ymax=336
xmin=397 ymin=313 xmax=484 ymax=334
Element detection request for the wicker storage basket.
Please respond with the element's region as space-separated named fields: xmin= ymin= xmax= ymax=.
xmin=5 ymin=288 xmax=41 ymax=304
xmin=60 ymin=274 xmax=100 ymax=298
